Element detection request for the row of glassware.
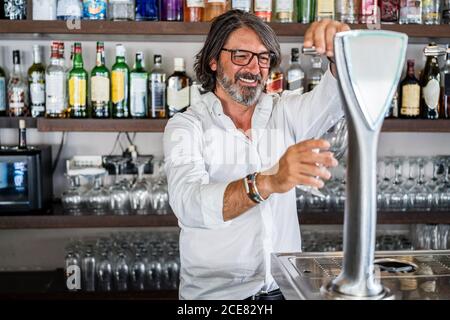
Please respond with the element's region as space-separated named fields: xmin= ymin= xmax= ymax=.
xmin=65 ymin=231 xmax=180 ymax=292
xmin=297 ymin=155 xmax=450 ymax=212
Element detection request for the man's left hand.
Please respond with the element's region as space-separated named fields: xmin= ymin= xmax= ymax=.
xmin=303 ymin=19 xmax=351 ymax=77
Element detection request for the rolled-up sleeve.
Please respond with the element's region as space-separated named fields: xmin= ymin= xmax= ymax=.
xmin=282 ymin=68 xmax=345 ymax=142
xmin=163 ymin=113 xmax=229 ymax=229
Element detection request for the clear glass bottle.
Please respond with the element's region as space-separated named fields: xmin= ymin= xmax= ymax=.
xmin=161 ymin=0 xmax=183 ymax=21
xmin=46 ymin=42 xmax=67 ymax=118
xmin=108 ymin=0 xmax=135 ymax=20
xmin=4 ymin=0 xmax=27 ymax=19
xmin=149 ymin=55 xmax=167 ymax=119
xmin=205 ymin=0 xmax=227 ymax=21
xmin=315 ymin=0 xmax=335 ymax=20
xmin=399 ymin=0 xmax=422 ymax=24
xmin=111 ymin=44 xmax=130 ymax=118
xmin=130 ymin=52 xmax=148 ymax=118
xmin=421 ymin=43 xmax=442 ymax=119
xmin=254 ymin=0 xmax=272 ymax=22
xmin=167 ymin=58 xmax=191 ymax=117
xmin=8 ymin=50 xmax=28 ymax=117
xmin=399 ymin=59 xmax=420 ymax=118
xmin=82 ymin=0 xmax=108 ymax=20
xmin=136 ymin=0 xmax=159 ymax=21
xmin=298 ymin=0 xmax=316 ymax=23
xmin=232 ymin=0 xmax=252 ymax=12
xmin=68 ymin=42 xmax=88 ymax=118
xmin=307 ymin=55 xmax=323 ymax=92
xmin=56 ymin=0 xmax=83 ymax=20
xmin=360 ymin=0 xmax=379 ymax=23
xmin=335 ymin=0 xmax=359 ymax=23
xmin=18 ymin=119 xmax=27 ymax=149
xmin=286 ymin=48 xmax=305 ymax=93
xmin=184 ymin=0 xmax=205 ymax=21
xmin=91 ymin=41 xmax=110 ymax=118
xmin=380 ymin=0 xmax=399 ymax=23
xmin=265 ymin=66 xmax=284 ymax=94
xmin=33 ymin=0 xmax=57 ymax=20
xmin=0 ymin=62 xmax=7 ymax=116
xmin=28 ymin=45 xmax=46 ymax=118
xmin=422 ymin=0 xmax=440 ymax=24
xmin=275 ymin=0 xmax=296 ymax=22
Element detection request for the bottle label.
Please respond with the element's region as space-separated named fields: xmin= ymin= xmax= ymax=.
xmin=112 ymin=70 xmax=126 ymax=103
xmin=33 ymin=0 xmax=57 ymax=20
xmin=266 ymin=73 xmax=284 ymax=94
xmin=401 ymin=84 xmax=420 ymax=116
xmin=206 ymin=0 xmax=225 ymax=3
xmin=30 ymin=82 xmax=45 ymax=105
xmin=130 ymin=74 xmax=148 ymax=115
xmin=422 ymin=78 xmax=440 ymax=110
xmin=151 ymin=79 xmax=166 ymax=112
xmin=83 ymin=0 xmax=107 ymax=19
xmin=8 ymin=87 xmax=26 ymax=108
xmin=317 ymin=0 xmax=335 ymax=16
xmin=69 ymin=77 xmax=87 ymax=106
xmin=46 ymin=73 xmax=65 ymax=114
xmin=187 ymin=0 xmax=205 ymax=7
xmin=232 ymin=0 xmax=251 ymax=10
xmin=167 ymin=86 xmax=190 ymax=111
xmin=276 ymin=0 xmax=293 ymax=12
xmin=255 ymin=0 xmax=272 ymax=11
xmin=91 ymin=75 xmax=110 ymax=102
xmin=445 ymin=73 xmax=450 ymax=96
xmin=0 ymin=77 xmax=6 ymax=112
xmin=287 ymin=70 xmax=304 ymax=93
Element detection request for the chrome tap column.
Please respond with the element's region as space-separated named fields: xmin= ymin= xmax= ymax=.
xmin=321 ymin=30 xmax=408 ymax=299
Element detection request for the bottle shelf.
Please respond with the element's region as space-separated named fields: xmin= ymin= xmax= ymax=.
xmin=0 ymin=21 xmax=449 ymax=39
xmin=0 ymin=210 xmax=449 ymax=229
xmin=1 ymin=118 xmax=449 ymax=132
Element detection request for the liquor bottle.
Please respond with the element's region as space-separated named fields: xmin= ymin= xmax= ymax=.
xmin=421 ymin=44 xmax=442 ymax=119
xmin=361 ymin=0 xmax=379 ymax=23
xmin=4 ymin=0 xmax=27 ymax=19
xmin=18 ymin=119 xmax=27 ymax=150
xmin=8 ymin=50 xmax=28 ymax=117
xmin=298 ymin=0 xmax=315 ymax=23
xmin=111 ymin=44 xmax=130 ymax=118
xmin=265 ymin=66 xmax=284 ymax=94
xmin=232 ymin=0 xmax=252 ymax=12
xmin=335 ymin=0 xmax=359 ymax=23
xmin=315 ymin=0 xmax=335 ymax=20
xmin=108 ymin=0 xmax=135 ymax=20
xmin=399 ymin=0 xmax=422 ymax=24
xmin=46 ymin=42 xmax=67 ymax=118
xmin=205 ymin=0 xmax=227 ymax=21
xmin=399 ymin=60 xmax=420 ymax=118
xmin=90 ymin=41 xmax=110 ymax=118
xmin=68 ymin=42 xmax=88 ymax=118
xmin=442 ymin=48 xmax=450 ymax=119
xmin=130 ymin=52 xmax=148 ymax=118
xmin=56 ymin=0 xmax=83 ymax=20
xmin=28 ymin=45 xmax=46 ymax=118
xmin=380 ymin=0 xmax=399 ymax=23
xmin=161 ymin=0 xmax=183 ymax=21
xmin=286 ymin=48 xmax=305 ymax=93
xmin=149 ymin=55 xmax=167 ymax=119
xmin=0 ymin=0 xmax=5 ymax=19
xmin=184 ymin=0 xmax=205 ymax=21
xmin=422 ymin=0 xmax=441 ymax=24
xmin=254 ymin=0 xmax=272 ymax=22
xmin=136 ymin=0 xmax=159 ymax=21
xmin=307 ymin=56 xmax=323 ymax=92
xmin=0 ymin=64 xmax=6 ymax=116
xmin=275 ymin=0 xmax=296 ymax=22
xmin=443 ymin=0 xmax=450 ymax=23
xmin=167 ymin=58 xmax=191 ymax=117
xmin=33 ymin=0 xmax=57 ymax=20
xmin=385 ymin=90 xmax=399 ymax=118
xmin=82 ymin=0 xmax=108 ymax=20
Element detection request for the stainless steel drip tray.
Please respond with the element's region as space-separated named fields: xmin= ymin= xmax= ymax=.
xmin=271 ymin=250 xmax=450 ymax=300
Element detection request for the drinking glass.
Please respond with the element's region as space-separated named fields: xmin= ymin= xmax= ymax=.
xmin=61 ymin=175 xmax=84 ymax=216
xmin=130 ymin=157 xmax=151 ymax=215
xmin=106 ymin=156 xmax=131 ymax=215
xmin=96 ymin=251 xmax=113 ymax=292
xmin=85 ymin=174 xmax=109 ymax=216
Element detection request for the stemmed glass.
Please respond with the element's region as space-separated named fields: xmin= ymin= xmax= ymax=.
xmin=106 ymin=156 xmax=131 ymax=215
xmin=85 ymin=173 xmax=109 ymax=216
xmin=129 ymin=157 xmax=152 ymax=215
xmin=409 ymin=158 xmax=433 ymax=212
xmin=61 ymin=174 xmax=84 ymax=216
xmin=150 ymin=158 xmax=169 ymax=215
xmin=383 ymin=158 xmax=408 ymax=212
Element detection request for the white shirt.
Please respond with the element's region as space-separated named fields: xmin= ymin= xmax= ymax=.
xmin=163 ymin=69 xmax=344 ymax=300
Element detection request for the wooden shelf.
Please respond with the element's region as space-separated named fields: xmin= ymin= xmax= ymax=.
xmin=0 ymin=21 xmax=448 ymax=39
xmin=36 ymin=118 xmax=168 ymax=132
xmin=0 ymin=117 xmax=37 ymax=129
xmin=382 ymin=119 xmax=450 ymax=132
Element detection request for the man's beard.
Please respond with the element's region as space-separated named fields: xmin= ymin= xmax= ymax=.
xmin=216 ymin=63 xmax=264 ymax=107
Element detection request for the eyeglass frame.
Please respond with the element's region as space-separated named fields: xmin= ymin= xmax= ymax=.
xmin=220 ymin=48 xmax=275 ymax=69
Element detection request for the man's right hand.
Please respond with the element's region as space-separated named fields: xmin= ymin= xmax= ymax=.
xmin=258 ymin=139 xmax=339 ymax=197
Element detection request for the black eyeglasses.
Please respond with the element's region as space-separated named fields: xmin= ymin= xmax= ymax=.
xmin=221 ymin=48 xmax=274 ymax=68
